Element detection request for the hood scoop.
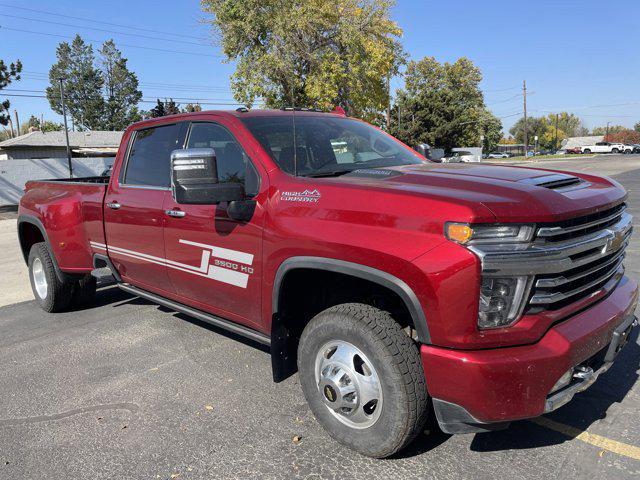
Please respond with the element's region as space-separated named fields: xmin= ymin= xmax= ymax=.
xmin=519 ymin=173 xmax=588 ymax=192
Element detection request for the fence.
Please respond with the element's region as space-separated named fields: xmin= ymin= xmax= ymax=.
xmin=0 ymin=157 xmax=114 ymax=206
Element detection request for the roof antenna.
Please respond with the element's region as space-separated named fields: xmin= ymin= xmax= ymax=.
xmin=291 ymin=85 xmax=298 ymax=176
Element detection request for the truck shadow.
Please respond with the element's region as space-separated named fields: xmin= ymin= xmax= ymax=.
xmin=104 ymin=285 xmax=271 ymax=353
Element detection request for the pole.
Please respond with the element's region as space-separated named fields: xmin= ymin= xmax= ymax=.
xmin=554 ymin=113 xmax=559 ymax=151
xmin=386 ymin=75 xmax=391 ymax=131
xmin=605 ymin=121 xmax=611 ymax=140
xmin=523 ymin=80 xmax=528 ymax=156
xmin=59 ymin=78 xmax=73 ymax=178
xmin=14 ymin=110 xmax=20 ymax=135
xmin=7 ymin=115 xmax=14 ymax=138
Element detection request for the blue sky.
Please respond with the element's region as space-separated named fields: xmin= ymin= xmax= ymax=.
xmin=1 ymin=0 xmax=639 ymax=134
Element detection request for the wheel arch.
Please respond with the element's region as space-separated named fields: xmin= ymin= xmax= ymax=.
xmin=17 ymin=214 xmax=68 ymax=283
xmin=270 ymin=256 xmax=431 ymax=382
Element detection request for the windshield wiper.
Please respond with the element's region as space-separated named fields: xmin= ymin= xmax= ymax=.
xmin=302 ymin=169 xmax=355 ymax=178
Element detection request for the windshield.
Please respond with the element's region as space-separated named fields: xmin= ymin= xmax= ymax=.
xmin=240 ymin=115 xmax=425 ymax=176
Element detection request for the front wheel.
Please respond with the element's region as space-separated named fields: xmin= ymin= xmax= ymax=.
xmin=583 ymin=148 xmax=591 ymax=154
xmin=298 ymin=303 xmax=429 ymax=458
xmin=612 ymin=148 xmax=619 ymax=154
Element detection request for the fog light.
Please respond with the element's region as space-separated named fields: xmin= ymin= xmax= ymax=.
xmin=478 ymin=276 xmax=530 ymax=329
xmin=550 ymin=368 xmax=574 ymax=394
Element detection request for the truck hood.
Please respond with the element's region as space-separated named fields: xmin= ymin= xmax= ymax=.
xmin=330 ymin=163 xmax=626 ymax=222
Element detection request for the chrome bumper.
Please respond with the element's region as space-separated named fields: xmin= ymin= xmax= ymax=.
xmin=544 ymin=314 xmax=638 ymax=413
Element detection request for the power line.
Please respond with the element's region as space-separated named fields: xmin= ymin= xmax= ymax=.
xmin=0 ymin=92 xmax=244 ymax=106
xmin=0 ymin=26 xmax=223 ymax=58
xmin=3 ymin=88 xmax=239 ymax=103
xmin=19 ymin=75 xmax=235 ymax=94
xmin=0 ymin=2 xmax=208 ymax=40
xmin=0 ymin=13 xmax=211 ymax=47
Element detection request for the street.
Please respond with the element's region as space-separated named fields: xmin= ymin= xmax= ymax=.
xmin=0 ymin=155 xmax=639 ymax=479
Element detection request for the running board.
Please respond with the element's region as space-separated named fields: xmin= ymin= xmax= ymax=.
xmin=117 ymin=283 xmax=271 ymax=346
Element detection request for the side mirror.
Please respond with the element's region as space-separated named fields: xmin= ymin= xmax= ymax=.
xmin=171 ymin=148 xmax=245 ymax=205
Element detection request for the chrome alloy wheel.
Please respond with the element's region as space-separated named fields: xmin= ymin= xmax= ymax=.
xmin=32 ymin=257 xmax=48 ymax=300
xmin=314 ymin=340 xmax=383 ymax=429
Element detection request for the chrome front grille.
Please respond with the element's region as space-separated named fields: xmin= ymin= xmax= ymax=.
xmin=471 ymin=203 xmax=632 ymax=314
xmin=528 ymin=204 xmax=631 ymax=310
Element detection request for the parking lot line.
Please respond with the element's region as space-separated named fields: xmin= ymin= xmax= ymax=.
xmin=531 ymin=417 xmax=640 ymax=461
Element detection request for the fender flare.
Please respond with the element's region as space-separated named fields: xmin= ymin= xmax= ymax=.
xmin=272 ymin=256 xmax=431 ymax=344
xmin=17 ymin=214 xmax=70 ymax=283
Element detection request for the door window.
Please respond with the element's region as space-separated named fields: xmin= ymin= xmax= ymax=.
xmin=123 ymin=123 xmax=183 ymax=187
xmin=186 ymin=122 xmax=260 ymax=196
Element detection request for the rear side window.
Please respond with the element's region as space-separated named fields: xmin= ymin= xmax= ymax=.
xmin=124 ymin=123 xmax=182 ymax=187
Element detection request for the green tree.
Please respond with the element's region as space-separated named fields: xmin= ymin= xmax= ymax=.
xmin=148 ymin=99 xmax=181 ymax=118
xmin=634 ymin=121 xmax=640 ymax=133
xmin=183 ymin=103 xmax=202 ymax=113
xmin=388 ymin=57 xmax=500 ymax=151
xmin=99 ymin=40 xmax=142 ymax=130
xmin=0 ymin=58 xmax=22 ymax=127
xmin=509 ymin=116 xmax=547 ymax=145
xmin=545 ymin=112 xmax=584 ymax=138
xmin=201 ymin=0 xmax=404 ymax=120
xmin=46 ymin=35 xmax=105 ymax=130
xmin=592 ymin=125 xmax=625 ymax=135
xmin=20 ymin=115 xmax=64 ymax=134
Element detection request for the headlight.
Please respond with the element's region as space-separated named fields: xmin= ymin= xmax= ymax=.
xmin=445 ymin=223 xmax=534 ymax=244
xmin=478 ymin=276 xmax=531 ymax=329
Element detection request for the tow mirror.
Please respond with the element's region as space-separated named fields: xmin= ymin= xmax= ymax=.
xmin=170 ymin=148 xmax=245 ymax=205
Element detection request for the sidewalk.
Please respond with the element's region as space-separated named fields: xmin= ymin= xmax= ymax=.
xmin=0 ymin=219 xmax=32 ymax=307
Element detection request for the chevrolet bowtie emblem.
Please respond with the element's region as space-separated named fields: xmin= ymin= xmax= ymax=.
xmin=602 ymin=228 xmax=625 ymax=255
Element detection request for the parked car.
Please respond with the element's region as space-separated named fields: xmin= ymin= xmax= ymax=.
xmin=565 ymin=147 xmax=582 ymax=154
xmin=17 ymin=109 xmax=638 ymax=458
xmin=486 ymin=152 xmax=510 ymax=159
xmin=443 ymin=150 xmax=475 ymax=163
xmin=623 ymin=145 xmax=636 ymax=154
xmin=581 ymin=142 xmax=625 ymax=154
xmin=633 ymin=144 xmax=640 ymax=154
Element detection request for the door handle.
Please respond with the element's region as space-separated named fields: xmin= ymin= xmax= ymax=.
xmin=165 ymin=209 xmax=186 ymax=218
xmin=106 ymin=202 xmax=121 ymax=210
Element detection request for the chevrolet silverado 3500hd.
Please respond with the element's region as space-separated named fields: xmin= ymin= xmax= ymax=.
xmin=18 ymin=109 xmax=638 ymax=457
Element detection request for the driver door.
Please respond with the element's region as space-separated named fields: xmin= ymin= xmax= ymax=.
xmin=162 ymin=119 xmax=266 ymax=330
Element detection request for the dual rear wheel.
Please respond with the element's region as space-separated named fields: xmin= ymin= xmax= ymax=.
xmin=28 ymin=242 xmax=96 ymax=312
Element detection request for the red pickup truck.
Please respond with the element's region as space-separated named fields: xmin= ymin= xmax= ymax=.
xmin=18 ymin=109 xmax=638 ymax=458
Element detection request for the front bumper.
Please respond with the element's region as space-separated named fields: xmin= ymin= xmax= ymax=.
xmin=422 ymin=276 xmax=638 ymax=434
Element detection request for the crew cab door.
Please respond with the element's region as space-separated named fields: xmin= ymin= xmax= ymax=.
xmin=162 ymin=120 xmax=266 ymax=330
xmin=104 ymin=122 xmax=186 ymax=295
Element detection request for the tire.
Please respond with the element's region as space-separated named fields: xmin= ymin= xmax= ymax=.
xmin=72 ymin=274 xmax=97 ymax=307
xmin=583 ymin=149 xmax=591 ymax=154
xmin=28 ymin=242 xmax=73 ymax=313
xmin=298 ymin=303 xmax=429 ymax=458
xmin=612 ymin=148 xmax=619 ymax=154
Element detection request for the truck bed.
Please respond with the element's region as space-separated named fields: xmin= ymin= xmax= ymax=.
xmin=19 ymin=178 xmax=109 ymax=273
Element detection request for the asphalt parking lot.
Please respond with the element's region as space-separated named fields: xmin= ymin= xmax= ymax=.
xmin=1 ymin=154 xmax=639 ymax=479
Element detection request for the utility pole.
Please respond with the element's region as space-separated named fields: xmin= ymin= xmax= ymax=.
xmin=7 ymin=115 xmax=14 ymax=138
xmin=523 ymin=80 xmax=528 ymax=156
xmin=386 ymin=75 xmax=391 ymax=131
xmin=605 ymin=121 xmax=611 ymax=140
xmin=14 ymin=110 xmax=20 ymax=136
xmin=554 ymin=113 xmax=559 ymax=151
xmin=59 ymin=78 xmax=73 ymax=178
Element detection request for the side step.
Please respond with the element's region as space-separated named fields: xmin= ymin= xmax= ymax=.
xmin=118 ymin=283 xmax=271 ymax=347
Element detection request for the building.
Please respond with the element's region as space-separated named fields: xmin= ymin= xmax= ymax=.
xmin=561 ymin=135 xmax=604 ymax=150
xmin=0 ymin=131 xmax=123 ymax=160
